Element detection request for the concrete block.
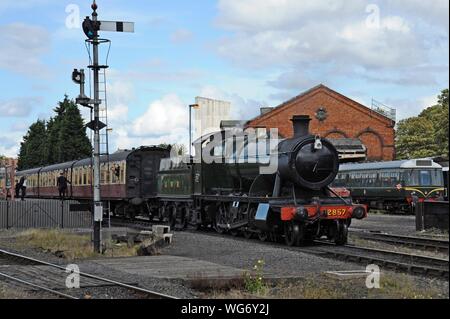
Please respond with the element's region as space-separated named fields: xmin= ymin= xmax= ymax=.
xmin=153 ymin=225 xmax=170 ymax=236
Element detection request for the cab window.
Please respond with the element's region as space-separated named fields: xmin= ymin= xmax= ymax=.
xmin=420 ymin=170 xmax=432 ymax=186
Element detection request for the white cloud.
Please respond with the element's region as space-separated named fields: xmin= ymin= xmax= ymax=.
xmin=171 ymin=29 xmax=193 ymax=44
xmin=386 ymin=0 xmax=449 ymax=31
xmin=0 ymin=0 xmax=51 ymax=13
xmin=0 ymin=23 xmax=51 ymax=77
xmin=217 ymin=7 xmax=422 ymax=69
xmin=132 ymin=94 xmax=188 ymax=137
xmin=215 ymin=0 xmax=447 ymax=92
xmin=0 ymin=131 xmax=24 ymax=157
xmin=217 ymin=0 xmax=365 ymax=32
xmin=384 ymin=94 xmax=440 ymax=121
xmin=81 ymin=87 xmax=191 ymax=153
xmin=0 ymin=97 xmax=42 ymax=117
xmin=199 ymin=85 xmax=267 ymax=120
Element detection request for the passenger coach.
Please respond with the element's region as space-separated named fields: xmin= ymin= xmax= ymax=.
xmin=333 ymin=159 xmax=445 ymax=213
xmin=15 ymin=147 xmax=170 ymax=215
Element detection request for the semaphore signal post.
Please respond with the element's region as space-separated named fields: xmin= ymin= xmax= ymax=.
xmin=73 ymin=1 xmax=134 ymax=253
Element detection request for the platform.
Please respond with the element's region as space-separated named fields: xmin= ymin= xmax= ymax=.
xmin=91 ymin=255 xmax=248 ymax=280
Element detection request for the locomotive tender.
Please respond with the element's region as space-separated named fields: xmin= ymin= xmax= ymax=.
xmin=15 ymin=115 xmax=367 ymax=246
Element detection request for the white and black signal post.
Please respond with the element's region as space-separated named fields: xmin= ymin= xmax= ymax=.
xmin=74 ymin=1 xmax=134 ymax=253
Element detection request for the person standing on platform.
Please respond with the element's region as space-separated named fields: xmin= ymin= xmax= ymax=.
xmin=20 ymin=176 xmax=27 ymax=201
xmin=57 ymin=172 xmax=71 ymax=200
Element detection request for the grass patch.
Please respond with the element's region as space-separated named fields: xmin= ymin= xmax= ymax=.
xmin=368 ymin=273 xmax=444 ymax=299
xmin=16 ymin=229 xmax=139 ymax=261
xmin=203 ymin=273 xmax=448 ymax=299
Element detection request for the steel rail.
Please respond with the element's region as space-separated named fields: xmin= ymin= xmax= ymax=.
xmin=313 ymin=241 xmax=449 ymax=278
xmin=349 ymin=231 xmax=449 ymax=253
xmin=0 ymin=271 xmax=79 ymax=299
xmin=0 ymin=248 xmax=178 ymax=299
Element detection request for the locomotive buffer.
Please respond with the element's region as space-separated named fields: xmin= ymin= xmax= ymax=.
xmin=73 ymin=1 xmax=134 ymax=253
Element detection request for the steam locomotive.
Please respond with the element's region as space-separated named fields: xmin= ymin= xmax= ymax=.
xmin=15 ymin=115 xmax=367 ymax=246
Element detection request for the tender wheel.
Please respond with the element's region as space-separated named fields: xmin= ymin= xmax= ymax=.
xmin=334 ymin=220 xmax=348 ymax=246
xmin=284 ymin=222 xmax=304 ymax=247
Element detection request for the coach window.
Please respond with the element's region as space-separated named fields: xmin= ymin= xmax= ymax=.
xmin=380 ymin=172 xmax=391 ymax=187
xmin=391 ymin=172 xmax=400 ymax=185
xmin=431 ymin=170 xmax=444 ymax=186
xmin=80 ymin=167 xmax=84 ymax=185
xmin=87 ymin=168 xmax=91 ymax=185
xmin=405 ymin=170 xmax=419 ymax=186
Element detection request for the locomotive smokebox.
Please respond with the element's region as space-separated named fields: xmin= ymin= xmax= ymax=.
xmin=291 ymin=115 xmax=311 ymax=138
xmin=277 ymin=115 xmax=339 ymax=190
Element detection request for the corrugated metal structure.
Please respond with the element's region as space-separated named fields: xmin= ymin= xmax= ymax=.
xmin=0 ymin=199 xmax=92 ymax=229
xmin=194 ymin=97 xmax=231 ymax=139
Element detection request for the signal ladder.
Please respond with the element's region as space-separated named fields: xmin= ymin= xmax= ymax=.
xmin=87 ymin=67 xmax=112 ymax=225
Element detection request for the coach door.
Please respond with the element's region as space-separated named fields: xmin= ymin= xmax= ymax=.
xmin=127 ymin=154 xmax=142 ymax=199
xmin=140 ymin=153 xmax=159 ymax=198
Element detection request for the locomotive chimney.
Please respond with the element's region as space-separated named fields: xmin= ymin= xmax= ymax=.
xmin=291 ymin=115 xmax=311 ymax=138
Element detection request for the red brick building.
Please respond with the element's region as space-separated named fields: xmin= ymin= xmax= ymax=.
xmin=247 ymin=85 xmax=396 ymax=161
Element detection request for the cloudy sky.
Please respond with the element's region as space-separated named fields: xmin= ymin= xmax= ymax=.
xmin=0 ymin=0 xmax=448 ymax=157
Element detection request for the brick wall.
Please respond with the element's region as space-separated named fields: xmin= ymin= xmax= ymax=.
xmin=247 ymin=85 xmax=395 ymax=161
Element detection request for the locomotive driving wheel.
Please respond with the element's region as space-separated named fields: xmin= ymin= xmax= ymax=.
xmin=168 ymin=205 xmax=177 ymax=229
xmin=214 ymin=203 xmax=228 ymax=234
xmin=243 ymin=207 xmax=257 ymax=239
xmin=334 ymin=220 xmax=348 ymax=246
xmin=169 ymin=205 xmax=188 ymax=230
xmin=284 ymin=221 xmax=305 ymax=247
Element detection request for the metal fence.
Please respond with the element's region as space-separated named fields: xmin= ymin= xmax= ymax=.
xmin=0 ymin=199 xmax=93 ymax=229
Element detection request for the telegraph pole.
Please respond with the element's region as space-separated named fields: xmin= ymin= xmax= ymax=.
xmin=73 ymin=1 xmax=134 ymax=253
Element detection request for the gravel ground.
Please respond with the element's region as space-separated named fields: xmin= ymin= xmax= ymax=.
xmin=163 ymin=230 xmax=384 ymax=276
xmin=1 ymin=228 xmax=448 ymax=299
xmin=351 ymin=213 xmax=419 ymax=235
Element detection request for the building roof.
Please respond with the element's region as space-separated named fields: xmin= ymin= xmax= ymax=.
xmin=340 ymin=159 xmax=442 ymax=171
xmin=247 ymin=84 xmax=395 ymax=127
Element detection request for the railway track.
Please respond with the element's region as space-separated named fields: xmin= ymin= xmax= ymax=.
xmin=108 ymin=217 xmax=449 ymax=279
xmin=0 ymin=248 xmax=177 ymax=299
xmin=312 ymin=241 xmax=449 ymax=279
xmin=349 ymin=231 xmax=449 ymax=254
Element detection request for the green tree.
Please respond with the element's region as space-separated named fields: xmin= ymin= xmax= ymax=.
xmin=45 ymin=117 xmax=60 ymax=165
xmin=55 ymin=96 xmax=92 ymax=163
xmin=17 ymin=120 xmax=48 ymax=170
xmin=17 ymin=96 xmax=92 ymax=169
xmin=435 ymin=89 xmax=449 ymax=156
xmin=395 ymin=89 xmax=449 ymax=159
